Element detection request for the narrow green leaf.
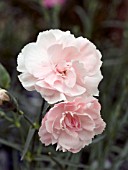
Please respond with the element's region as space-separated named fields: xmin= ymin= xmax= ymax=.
xmin=54 ymin=157 xmax=89 ymax=169
xmin=0 ymin=138 xmax=21 ymax=151
xmin=21 ymin=127 xmax=36 ymax=160
xmin=34 ymin=156 xmax=89 ymax=169
xmin=33 ymin=155 xmax=51 ymax=162
xmin=0 ymin=63 xmax=11 ymax=89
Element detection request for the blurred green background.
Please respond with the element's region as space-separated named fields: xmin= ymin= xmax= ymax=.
xmin=0 ymin=0 xmax=128 ymax=170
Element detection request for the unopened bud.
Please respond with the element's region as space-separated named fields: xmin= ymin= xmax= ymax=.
xmin=0 ymin=88 xmax=10 ymax=105
xmin=0 ymin=88 xmax=18 ymax=111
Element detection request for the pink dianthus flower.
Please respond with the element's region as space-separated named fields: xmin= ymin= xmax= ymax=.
xmin=38 ymin=97 xmax=106 ymax=153
xmin=17 ymin=29 xmax=103 ymax=104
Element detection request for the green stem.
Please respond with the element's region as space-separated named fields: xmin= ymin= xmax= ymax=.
xmin=18 ymin=110 xmax=37 ymax=128
xmin=29 ymin=99 xmax=47 ymax=170
xmin=24 ymin=114 xmax=35 ymax=127
xmin=4 ymin=115 xmax=13 ymax=122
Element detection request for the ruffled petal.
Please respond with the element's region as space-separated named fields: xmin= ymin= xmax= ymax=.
xmin=64 ymin=69 xmax=76 ymax=88
xmin=79 ymin=114 xmax=95 ymax=131
xmin=17 ymin=53 xmax=26 ymax=72
xmin=18 ymin=73 xmax=37 ymax=91
xmin=84 ymin=71 xmax=103 ymax=96
xmin=37 ymin=30 xmax=56 ymax=49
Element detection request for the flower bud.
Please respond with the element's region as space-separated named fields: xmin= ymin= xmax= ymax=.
xmin=0 ymin=88 xmax=10 ymax=105
xmin=0 ymin=88 xmax=18 ymax=111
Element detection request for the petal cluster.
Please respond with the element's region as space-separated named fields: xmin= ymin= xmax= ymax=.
xmin=38 ymin=97 xmax=106 ymax=153
xmin=17 ymin=30 xmax=102 ymax=104
xmin=17 ymin=29 xmax=105 ymax=153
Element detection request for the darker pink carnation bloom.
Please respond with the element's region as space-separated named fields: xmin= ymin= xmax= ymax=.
xmin=38 ymin=97 xmax=106 ymax=153
xmin=42 ymin=0 xmax=65 ymax=8
xmin=17 ymin=30 xmax=103 ymax=104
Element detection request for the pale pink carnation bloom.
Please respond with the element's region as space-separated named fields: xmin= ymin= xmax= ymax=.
xmin=38 ymin=97 xmax=106 ymax=153
xmin=17 ymin=29 xmax=103 ymax=104
xmin=42 ymin=0 xmax=65 ymax=8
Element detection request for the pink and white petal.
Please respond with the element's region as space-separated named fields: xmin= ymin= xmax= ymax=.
xmin=44 ymin=92 xmax=66 ymax=104
xmin=53 ymin=116 xmax=63 ymax=132
xmin=23 ymin=43 xmax=50 ymax=76
xmin=58 ymin=131 xmax=80 ymax=150
xmin=75 ymin=37 xmax=102 ymax=75
xmin=82 ymin=139 xmax=92 ymax=146
xmin=54 ymin=82 xmax=83 ymax=97
xmin=58 ymin=34 xmax=75 ymax=47
xmin=84 ymin=71 xmax=103 ymax=96
xmin=56 ymin=60 xmax=67 ymax=72
xmin=64 ymin=84 xmax=86 ymax=97
xmin=75 ymin=37 xmax=96 ymax=57
xmin=37 ymin=31 xmax=56 ymax=49
xmin=83 ymin=53 xmax=102 ymax=76
xmin=83 ymin=108 xmax=100 ymax=121
xmin=61 ymin=46 xmax=79 ymax=62
xmin=91 ymin=99 xmax=101 ymax=112
xmin=44 ymin=72 xmax=61 ymax=86
xmin=17 ymin=53 xmax=26 ymax=72
xmin=79 ymin=114 xmax=95 ymax=131
xmin=74 ymin=36 xmax=91 ymax=50
xmin=72 ymin=61 xmax=87 ymax=83
xmin=94 ymin=118 xmax=106 ymax=135
xmin=48 ymin=44 xmax=64 ymax=65
xmin=36 ymin=80 xmax=59 ymax=97
xmin=51 ymin=137 xmax=57 ymax=145
xmin=47 ymin=103 xmax=64 ymax=121
xmin=52 ymin=130 xmax=60 ymax=140
xmin=18 ymin=73 xmax=37 ymax=91
xmin=84 ymin=100 xmax=101 ymax=119
xmin=68 ymin=139 xmax=85 ymax=153
xmin=45 ymin=120 xmax=54 ymax=133
xmin=36 ymin=80 xmax=53 ymax=89
xmin=65 ymin=127 xmax=78 ymax=138
xmin=36 ymin=85 xmax=63 ymax=104
xmin=50 ymin=29 xmax=71 ymax=40
xmin=64 ymin=69 xmax=76 ymax=88
xmin=56 ymin=144 xmax=62 ymax=151
xmin=78 ymin=129 xmax=94 ymax=141
xmin=38 ymin=126 xmax=52 ymax=146
xmin=48 ymin=45 xmax=78 ymax=66
xmin=96 ymin=49 xmax=102 ymax=59
xmin=69 ymin=147 xmax=82 ymax=153
xmin=53 ymin=80 xmax=64 ymax=92
xmin=33 ymin=66 xmax=52 ymax=79
xmin=50 ymin=30 xmax=75 ymax=47
xmin=64 ymin=102 xmax=77 ymax=112
xmin=54 ymin=75 xmax=85 ymax=97
xmin=73 ymin=96 xmax=94 ymax=105
xmin=35 ymin=85 xmax=55 ymax=96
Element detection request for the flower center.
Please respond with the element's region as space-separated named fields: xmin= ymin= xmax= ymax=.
xmin=60 ymin=112 xmax=81 ymax=130
xmin=55 ymin=62 xmax=71 ymax=77
xmin=56 ymin=68 xmax=67 ymax=77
